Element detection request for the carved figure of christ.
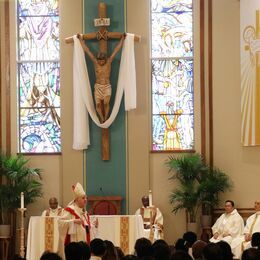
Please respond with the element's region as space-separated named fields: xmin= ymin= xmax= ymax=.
xmin=77 ymin=34 xmax=125 ymax=123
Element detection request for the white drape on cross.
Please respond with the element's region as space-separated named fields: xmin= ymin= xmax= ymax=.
xmin=72 ymin=33 xmax=137 ymax=150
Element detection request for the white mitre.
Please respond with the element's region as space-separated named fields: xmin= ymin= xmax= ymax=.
xmin=72 ymin=182 xmax=86 ymax=199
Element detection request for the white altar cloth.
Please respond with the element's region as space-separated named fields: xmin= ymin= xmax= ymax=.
xmin=26 ymin=215 xmax=144 ymax=260
xmin=92 ymin=215 xmax=144 ymax=254
xmin=26 ymin=216 xmax=60 ymax=260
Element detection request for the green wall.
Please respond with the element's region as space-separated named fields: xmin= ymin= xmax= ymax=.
xmin=84 ymin=0 xmax=126 ymax=213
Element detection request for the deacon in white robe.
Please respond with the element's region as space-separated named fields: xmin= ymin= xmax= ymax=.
xmin=135 ymin=195 xmax=164 ymax=242
xmin=231 ymin=200 xmax=260 ymax=259
xmin=210 ymin=200 xmax=244 ymax=244
xmin=41 ymin=197 xmax=63 ymax=217
xmin=58 ymin=183 xmax=98 ymax=259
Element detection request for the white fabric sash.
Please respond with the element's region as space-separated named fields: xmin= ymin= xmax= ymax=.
xmin=72 ymin=33 xmax=136 ymax=150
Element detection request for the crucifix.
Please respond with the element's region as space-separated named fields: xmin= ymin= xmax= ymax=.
xmin=66 ymin=2 xmax=140 ymax=160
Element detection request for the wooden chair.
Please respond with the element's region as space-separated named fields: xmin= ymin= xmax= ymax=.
xmin=87 ymin=196 xmax=123 ymax=215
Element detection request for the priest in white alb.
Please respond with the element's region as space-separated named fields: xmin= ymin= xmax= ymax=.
xmin=135 ymin=194 xmax=164 ymax=242
xmin=58 ymin=183 xmax=98 ymax=259
xmin=41 ymin=197 xmax=63 ymax=217
xmin=231 ymin=200 xmax=260 ymax=259
xmin=210 ymin=200 xmax=244 ymax=244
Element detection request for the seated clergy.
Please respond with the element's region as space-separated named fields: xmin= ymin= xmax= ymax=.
xmin=210 ymin=200 xmax=244 ymax=244
xmin=135 ymin=195 xmax=164 ymax=241
xmin=58 ymin=183 xmax=98 ymax=259
xmin=41 ymin=197 xmax=63 ymax=217
xmin=231 ymin=200 xmax=260 ymax=259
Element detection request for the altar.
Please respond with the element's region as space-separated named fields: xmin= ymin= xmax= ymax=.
xmin=26 ymin=215 xmax=144 ymax=260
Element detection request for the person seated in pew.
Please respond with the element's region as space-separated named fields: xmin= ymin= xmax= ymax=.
xmin=42 ymin=197 xmax=63 ymax=217
xmin=231 ymin=200 xmax=260 ymax=259
xmin=210 ymin=200 xmax=244 ymax=245
xmin=135 ymin=195 xmax=164 ymax=241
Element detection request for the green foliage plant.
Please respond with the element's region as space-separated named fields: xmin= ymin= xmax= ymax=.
xmin=0 ymin=153 xmax=42 ymax=224
xmin=166 ymin=153 xmax=232 ymax=222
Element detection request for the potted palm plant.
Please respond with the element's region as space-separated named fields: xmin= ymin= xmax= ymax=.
xmin=166 ymin=153 xmax=233 ymax=232
xmin=166 ymin=154 xmax=207 ymax=232
xmin=0 ymin=153 xmax=42 ymax=236
xmin=198 ymin=167 xmax=233 ymax=227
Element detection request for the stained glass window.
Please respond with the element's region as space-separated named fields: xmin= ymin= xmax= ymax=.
xmin=17 ymin=0 xmax=60 ymax=153
xmin=151 ymin=0 xmax=194 ymax=151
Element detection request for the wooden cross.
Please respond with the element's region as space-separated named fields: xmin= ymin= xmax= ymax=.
xmin=66 ymin=2 xmax=140 ymax=160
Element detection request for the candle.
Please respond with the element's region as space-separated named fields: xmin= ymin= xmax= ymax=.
xmin=149 ymin=190 xmax=153 ymax=207
xmin=21 ymin=192 xmax=24 ymax=209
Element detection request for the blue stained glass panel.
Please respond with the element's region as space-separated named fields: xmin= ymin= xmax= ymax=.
xmin=152 ymin=59 xmax=193 ymax=114
xmin=151 ymin=12 xmax=193 ymax=57
xmin=18 ymin=0 xmax=59 ymax=16
xmin=19 ymin=16 xmax=59 ymax=60
xmin=19 ymin=62 xmax=60 ymax=108
xmin=152 ymin=114 xmax=194 ymax=151
xmin=151 ymin=0 xmax=192 ymax=13
xmin=20 ymin=108 xmax=61 ymax=153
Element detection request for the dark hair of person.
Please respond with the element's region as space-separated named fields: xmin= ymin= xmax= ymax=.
xmin=152 ymin=239 xmax=168 ymax=247
xmin=217 ymin=241 xmax=233 ymax=260
xmin=192 ymin=240 xmax=207 ymax=259
xmin=78 ymin=241 xmax=91 ymax=259
xmin=90 ymin=238 xmax=107 ymax=257
xmin=134 ymin=237 xmax=153 ymax=258
xmin=203 ymin=243 xmax=224 ymax=260
xmin=102 ymin=240 xmax=118 ymax=260
xmin=183 ymin=231 xmax=197 ymax=247
xmin=40 ymin=251 xmax=62 ymax=260
xmin=65 ymin=242 xmax=90 ymax=260
xmin=225 ymin=200 xmax=235 ymax=207
xmin=152 ymin=239 xmax=171 ymax=260
xmin=175 ymin=238 xmax=188 ymax=252
xmin=242 ymin=248 xmax=260 ymax=260
xmin=115 ymin=246 xmax=125 ymax=259
xmin=252 ymin=232 xmax=260 ymax=248
xmin=170 ymin=251 xmax=193 ymax=260
xmin=122 ymin=255 xmax=138 ymax=260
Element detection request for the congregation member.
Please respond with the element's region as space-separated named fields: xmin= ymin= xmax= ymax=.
xmin=152 ymin=239 xmax=171 ymax=260
xmin=202 ymin=243 xmax=224 ymax=260
xmin=41 ymin=197 xmax=63 ymax=217
xmin=58 ymin=183 xmax=98 ymax=259
xmin=102 ymin=240 xmax=119 ymax=260
xmin=65 ymin=241 xmax=91 ymax=260
xmin=170 ymin=251 xmax=193 ymax=260
xmin=192 ymin=240 xmax=207 ymax=260
xmin=183 ymin=231 xmax=197 ymax=258
xmin=232 ymin=200 xmax=260 ymax=259
xmin=217 ymin=241 xmax=233 ymax=260
xmin=241 ymin=248 xmax=260 ymax=260
xmin=134 ymin=237 xmax=153 ymax=258
xmin=210 ymin=200 xmax=244 ymax=244
xmin=89 ymin=238 xmax=107 ymax=260
xmin=251 ymin=232 xmax=260 ymax=249
xmin=40 ymin=251 xmax=62 ymax=260
xmin=135 ymin=195 xmax=164 ymax=241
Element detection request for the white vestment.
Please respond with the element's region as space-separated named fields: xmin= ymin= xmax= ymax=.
xmin=209 ymin=209 xmax=244 ymax=244
xmin=135 ymin=206 xmax=164 ymax=241
xmin=231 ymin=212 xmax=260 ymax=259
xmin=58 ymin=203 xmax=94 ymax=259
xmin=41 ymin=206 xmax=63 ymax=217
